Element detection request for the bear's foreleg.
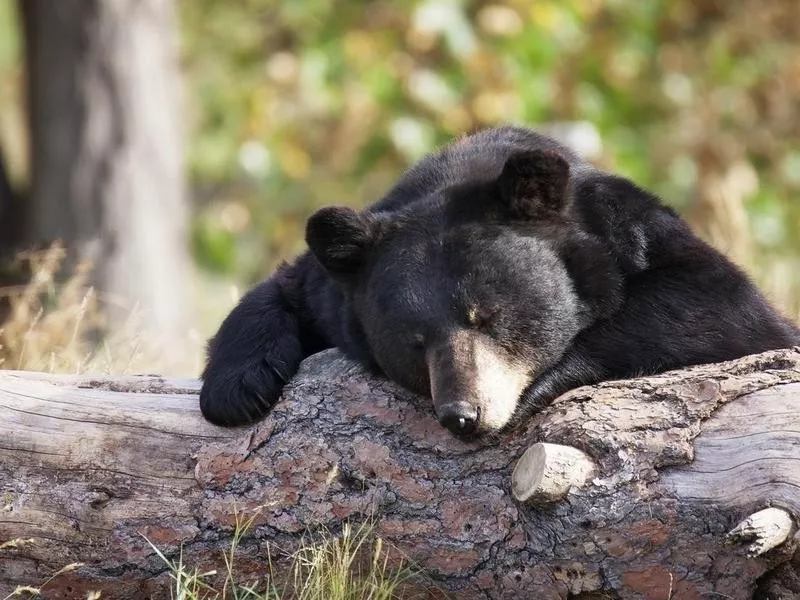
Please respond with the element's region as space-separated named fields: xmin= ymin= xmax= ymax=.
xmin=199 ymin=272 xmax=306 ymax=427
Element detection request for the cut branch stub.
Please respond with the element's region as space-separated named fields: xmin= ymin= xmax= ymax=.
xmin=511 ymin=442 xmax=597 ymax=504
xmin=728 ymin=507 xmax=796 ymax=557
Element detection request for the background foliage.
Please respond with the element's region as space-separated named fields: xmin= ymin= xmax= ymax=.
xmin=180 ymin=0 xmax=800 ymax=318
xmin=1 ymin=0 xmax=799 ymax=366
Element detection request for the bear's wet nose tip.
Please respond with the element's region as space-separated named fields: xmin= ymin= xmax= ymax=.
xmin=437 ymin=402 xmax=479 ymax=436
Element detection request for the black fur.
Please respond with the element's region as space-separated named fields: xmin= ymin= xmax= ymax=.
xmin=200 ymin=126 xmax=799 ymax=434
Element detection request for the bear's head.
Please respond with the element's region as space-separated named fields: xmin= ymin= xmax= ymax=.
xmin=306 ymin=149 xmax=623 ymax=439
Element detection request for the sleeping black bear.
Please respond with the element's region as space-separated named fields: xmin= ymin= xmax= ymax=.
xmin=199 ymin=126 xmax=799 ymax=439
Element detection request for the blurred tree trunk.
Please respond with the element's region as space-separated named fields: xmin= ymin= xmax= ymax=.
xmin=0 ymin=148 xmax=15 ymax=253
xmin=18 ymin=0 xmax=189 ymax=344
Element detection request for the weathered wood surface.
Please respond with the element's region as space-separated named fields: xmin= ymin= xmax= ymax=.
xmin=1 ymin=348 xmax=800 ymax=599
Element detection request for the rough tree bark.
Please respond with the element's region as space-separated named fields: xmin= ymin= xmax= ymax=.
xmin=1 ymin=348 xmax=800 ymax=600
xmin=18 ymin=0 xmax=189 ymax=342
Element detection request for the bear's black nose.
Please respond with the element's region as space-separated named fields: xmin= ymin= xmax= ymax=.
xmin=437 ymin=402 xmax=479 ymax=437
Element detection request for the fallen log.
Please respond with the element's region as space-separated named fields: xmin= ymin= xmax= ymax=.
xmin=1 ymin=347 xmax=800 ymax=599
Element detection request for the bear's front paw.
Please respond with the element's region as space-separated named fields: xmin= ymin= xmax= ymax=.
xmin=199 ymin=358 xmax=287 ymax=427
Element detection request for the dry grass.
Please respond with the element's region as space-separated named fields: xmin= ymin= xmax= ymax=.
xmin=2 ymin=509 xmax=434 ymax=600
xmin=0 ymin=244 xmax=200 ymax=375
xmin=1 ymin=563 xmax=86 ymax=600
xmin=752 ymin=255 xmax=800 ymax=327
xmin=144 ymin=514 xmax=423 ymax=600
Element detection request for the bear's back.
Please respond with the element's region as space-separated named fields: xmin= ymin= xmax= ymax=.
xmin=370 ymin=126 xmax=588 ymax=215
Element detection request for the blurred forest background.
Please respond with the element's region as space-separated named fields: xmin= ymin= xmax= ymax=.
xmin=0 ymin=0 xmax=797 ymax=376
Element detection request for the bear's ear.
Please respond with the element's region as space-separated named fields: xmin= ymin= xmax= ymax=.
xmin=498 ymin=150 xmax=571 ymax=219
xmin=306 ymin=206 xmax=377 ymax=280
